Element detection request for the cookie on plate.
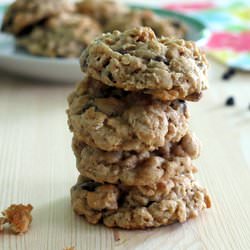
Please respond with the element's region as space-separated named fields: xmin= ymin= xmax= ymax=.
xmin=1 ymin=0 xmax=73 ymax=36
xmin=67 ymin=75 xmax=189 ymax=152
xmin=76 ymin=0 xmax=128 ymax=25
xmin=17 ymin=13 xmax=102 ymax=58
xmin=71 ymin=174 xmax=211 ymax=229
xmin=104 ymin=10 xmax=186 ymax=39
xmin=80 ymin=27 xmax=208 ymax=101
xmin=72 ymin=131 xmax=200 ymax=186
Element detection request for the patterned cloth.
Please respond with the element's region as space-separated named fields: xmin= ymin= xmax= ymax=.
xmin=164 ymin=1 xmax=250 ymax=71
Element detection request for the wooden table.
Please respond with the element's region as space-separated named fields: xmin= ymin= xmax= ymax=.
xmin=0 ymin=57 xmax=250 ymax=250
xmin=1 ymin=1 xmax=250 ymax=250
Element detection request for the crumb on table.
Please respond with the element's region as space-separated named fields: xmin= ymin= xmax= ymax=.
xmin=1 ymin=204 xmax=33 ymax=234
xmin=0 ymin=217 xmax=7 ymax=232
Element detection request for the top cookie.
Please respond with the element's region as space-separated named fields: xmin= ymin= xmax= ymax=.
xmin=1 ymin=0 xmax=72 ymax=36
xmin=80 ymin=27 xmax=208 ymax=102
xmin=76 ymin=0 xmax=128 ymax=26
xmin=104 ymin=10 xmax=186 ymax=39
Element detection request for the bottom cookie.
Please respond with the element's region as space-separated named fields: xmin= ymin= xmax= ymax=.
xmin=71 ymin=175 xmax=211 ymax=229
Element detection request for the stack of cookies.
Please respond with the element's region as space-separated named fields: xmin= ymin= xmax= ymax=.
xmin=67 ymin=27 xmax=211 ymax=229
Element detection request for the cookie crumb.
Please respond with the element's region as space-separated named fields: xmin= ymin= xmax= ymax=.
xmin=222 ymin=67 xmax=236 ymax=80
xmin=0 ymin=217 xmax=7 ymax=232
xmin=225 ymin=96 xmax=235 ymax=106
xmin=1 ymin=204 xmax=33 ymax=234
xmin=113 ymin=230 xmax=120 ymax=241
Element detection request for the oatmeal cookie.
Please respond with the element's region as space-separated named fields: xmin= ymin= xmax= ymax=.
xmin=72 ymin=131 xmax=200 ymax=186
xmin=80 ymin=27 xmax=208 ymax=101
xmin=17 ymin=13 xmax=101 ymax=58
xmin=71 ymin=175 xmax=211 ymax=229
xmin=76 ymin=0 xmax=128 ymax=26
xmin=67 ymin=76 xmax=189 ymax=152
xmin=104 ymin=10 xmax=186 ymax=39
xmin=1 ymin=0 xmax=72 ymax=36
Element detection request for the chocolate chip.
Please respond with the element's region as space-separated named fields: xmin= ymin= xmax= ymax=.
xmin=117 ymin=48 xmax=128 ymax=55
xmin=107 ymin=72 xmax=114 ymax=82
xmin=146 ymin=201 xmax=154 ymax=207
xmin=154 ymin=56 xmax=169 ymax=65
xmin=101 ymin=87 xmax=113 ymax=97
xmin=101 ymin=57 xmax=111 ymax=68
xmin=19 ymin=18 xmax=47 ymax=36
xmin=222 ymin=67 xmax=236 ymax=80
xmin=225 ymin=96 xmax=235 ymax=106
xmin=79 ymin=181 xmax=102 ymax=192
xmin=81 ymin=102 xmax=93 ymax=113
xmin=171 ymin=21 xmax=181 ymax=29
xmin=117 ymin=190 xmax=128 ymax=206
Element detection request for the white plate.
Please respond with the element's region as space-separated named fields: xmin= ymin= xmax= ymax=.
xmin=0 ymin=5 xmax=210 ymax=83
xmin=0 ymin=34 xmax=82 ymax=83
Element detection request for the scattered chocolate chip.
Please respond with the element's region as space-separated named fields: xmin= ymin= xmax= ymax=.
xmin=154 ymin=56 xmax=170 ymax=65
xmin=79 ymin=182 xmax=102 ymax=192
xmin=225 ymin=96 xmax=235 ymax=106
xmin=222 ymin=67 xmax=236 ymax=80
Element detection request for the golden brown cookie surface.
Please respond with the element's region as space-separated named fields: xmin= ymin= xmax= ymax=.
xmin=72 ymin=131 xmax=200 ymax=186
xmin=67 ymin=76 xmax=190 ymax=152
xmin=71 ymin=174 xmax=211 ymax=229
xmin=81 ymin=27 xmax=208 ymax=101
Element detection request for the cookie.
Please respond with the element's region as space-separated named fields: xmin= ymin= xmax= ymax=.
xmin=80 ymin=27 xmax=208 ymax=101
xmin=1 ymin=0 xmax=72 ymax=36
xmin=76 ymin=0 xmax=128 ymax=25
xmin=67 ymin=75 xmax=189 ymax=152
xmin=17 ymin=13 xmax=101 ymax=58
xmin=71 ymin=174 xmax=211 ymax=229
xmin=72 ymin=131 xmax=200 ymax=186
xmin=104 ymin=10 xmax=186 ymax=39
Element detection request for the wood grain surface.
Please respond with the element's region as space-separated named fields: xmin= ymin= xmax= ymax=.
xmin=0 ymin=57 xmax=250 ymax=250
